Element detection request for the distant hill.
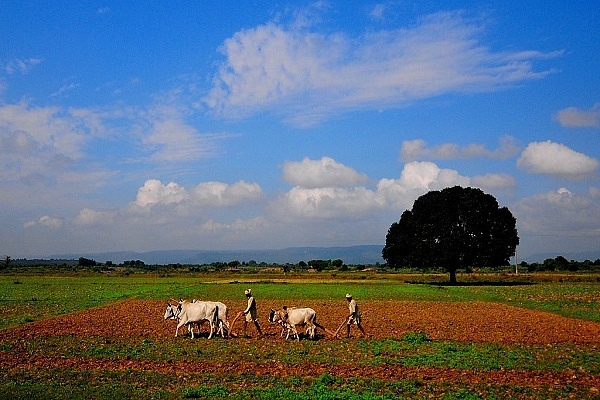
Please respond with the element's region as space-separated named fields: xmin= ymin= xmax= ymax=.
xmin=49 ymin=245 xmax=385 ymax=265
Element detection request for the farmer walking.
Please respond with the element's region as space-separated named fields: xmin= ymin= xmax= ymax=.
xmin=345 ymin=293 xmax=366 ymax=338
xmin=242 ymin=289 xmax=263 ymax=338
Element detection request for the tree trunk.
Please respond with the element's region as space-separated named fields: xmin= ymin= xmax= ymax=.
xmin=448 ymin=268 xmax=457 ymax=285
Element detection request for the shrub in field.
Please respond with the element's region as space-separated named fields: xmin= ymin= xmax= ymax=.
xmin=182 ymin=384 xmax=228 ymax=398
xmin=401 ymin=331 xmax=431 ymax=345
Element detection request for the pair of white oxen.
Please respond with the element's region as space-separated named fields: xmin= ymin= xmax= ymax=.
xmin=164 ymin=299 xmax=229 ymax=339
xmin=164 ymin=299 xmax=326 ymax=341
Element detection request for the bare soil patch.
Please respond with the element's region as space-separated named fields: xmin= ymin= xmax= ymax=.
xmin=3 ymin=299 xmax=600 ymax=344
xmin=2 ymin=299 xmax=600 ymax=391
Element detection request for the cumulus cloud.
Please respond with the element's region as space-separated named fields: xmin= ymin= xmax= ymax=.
xmin=554 ymin=103 xmax=600 ymax=128
xmin=14 ymin=156 xmax=486 ymax=255
xmin=400 ymin=136 xmax=520 ymax=162
xmin=282 ymin=157 xmax=368 ymax=188
xmin=0 ymin=102 xmax=122 ymax=197
xmin=471 ymin=173 xmax=516 ymax=190
xmin=275 ymin=160 xmax=470 ymax=219
xmin=132 ymin=179 xmax=188 ymax=208
xmin=278 ymin=186 xmax=383 ymax=219
xmin=376 ymin=161 xmax=470 ymax=209
xmin=517 ymin=141 xmax=599 ymax=177
xmin=206 ymin=10 xmax=561 ymax=125
xmin=24 ymin=215 xmax=64 ymax=229
xmin=0 ymin=100 xmax=231 ymax=215
xmin=132 ymin=179 xmax=263 ymax=209
xmin=0 ymin=103 xmax=86 ymax=162
xmin=191 ymin=181 xmax=263 ymax=207
xmin=512 ymin=188 xmax=600 ymax=236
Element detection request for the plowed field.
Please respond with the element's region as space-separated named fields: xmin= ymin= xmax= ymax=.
xmin=3 ymin=299 xmax=600 ymax=344
xmin=2 ymin=299 xmax=600 ymax=396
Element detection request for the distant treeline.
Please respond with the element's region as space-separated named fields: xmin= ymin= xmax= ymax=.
xmin=2 ymin=254 xmax=599 ymax=274
xmin=0 ymin=256 xmax=373 ymax=274
xmin=518 ymin=256 xmax=600 ymax=272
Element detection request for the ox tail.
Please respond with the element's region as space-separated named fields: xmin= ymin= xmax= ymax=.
xmin=206 ymin=305 xmax=218 ymax=339
xmin=313 ymin=317 xmax=336 ymax=337
xmin=212 ymin=305 xmax=219 ymax=327
xmin=314 ymin=320 xmax=326 ymax=330
xmin=223 ymin=307 xmax=230 ymax=338
xmin=309 ymin=313 xmax=324 ymax=331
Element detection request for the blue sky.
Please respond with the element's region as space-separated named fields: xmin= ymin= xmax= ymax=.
xmin=1 ymin=1 xmax=599 ymax=260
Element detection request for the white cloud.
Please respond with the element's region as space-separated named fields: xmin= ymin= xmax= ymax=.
xmin=4 ymin=58 xmax=42 ymax=75
xmin=370 ymin=4 xmax=386 ymax=20
xmin=511 ymin=187 xmax=600 ymax=259
xmin=517 ymin=141 xmax=599 ymax=177
xmin=282 ymin=157 xmax=368 ymax=188
xmin=555 ymin=103 xmax=600 ymax=128
xmin=191 ymin=181 xmax=263 ymax=207
xmin=74 ymin=208 xmax=116 ymax=226
xmin=0 ymin=101 xmax=227 ymax=201
xmin=0 ymin=102 xmax=119 ymax=206
xmin=400 ymin=136 xmax=520 ymax=162
xmin=278 ymin=186 xmax=384 ymax=219
xmin=471 ymin=173 xmax=516 ymax=190
xmin=512 ymin=188 xmax=600 ymax=236
xmin=39 ymin=215 xmax=64 ymax=228
xmin=50 ymin=83 xmax=80 ymax=98
xmin=141 ymin=106 xmax=225 ymax=162
xmin=132 ymin=179 xmax=263 ymax=210
xmin=274 ymin=160 xmax=470 ymax=219
xmin=0 ymin=103 xmax=85 ymax=162
xmin=24 ymin=215 xmax=64 ymax=229
xmin=376 ymin=161 xmax=470 ymax=209
xmin=207 ymin=11 xmax=561 ymax=125
xmin=132 ymin=179 xmax=188 ymax=208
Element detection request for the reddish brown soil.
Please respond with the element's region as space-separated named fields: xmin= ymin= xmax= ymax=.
xmin=2 ymin=300 xmax=600 ymax=391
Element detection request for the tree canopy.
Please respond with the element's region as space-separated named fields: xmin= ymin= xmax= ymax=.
xmin=382 ymin=186 xmax=519 ymax=284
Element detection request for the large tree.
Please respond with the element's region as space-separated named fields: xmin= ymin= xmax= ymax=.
xmin=382 ymin=186 xmax=519 ymax=284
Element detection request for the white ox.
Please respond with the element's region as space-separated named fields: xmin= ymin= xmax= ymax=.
xmin=192 ymin=299 xmax=230 ymax=337
xmin=268 ymin=307 xmax=325 ymax=341
xmin=163 ymin=300 xmax=220 ymax=339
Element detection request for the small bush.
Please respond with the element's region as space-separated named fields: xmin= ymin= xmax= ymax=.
xmin=182 ymin=385 xmax=228 ymax=398
xmin=402 ymin=331 xmax=431 ymax=345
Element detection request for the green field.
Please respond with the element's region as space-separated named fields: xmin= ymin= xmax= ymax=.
xmin=2 ymin=272 xmax=600 ymax=329
xmin=1 ymin=271 xmax=600 ymax=399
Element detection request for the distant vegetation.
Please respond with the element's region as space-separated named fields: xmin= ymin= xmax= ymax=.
xmin=1 ymin=254 xmax=599 ymax=277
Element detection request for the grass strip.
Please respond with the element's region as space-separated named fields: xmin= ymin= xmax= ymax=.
xmin=13 ymin=332 xmax=600 ymax=374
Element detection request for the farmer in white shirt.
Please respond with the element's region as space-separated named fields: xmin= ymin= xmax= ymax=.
xmin=345 ymin=293 xmax=366 ymax=338
xmin=242 ymin=289 xmax=263 ymax=338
